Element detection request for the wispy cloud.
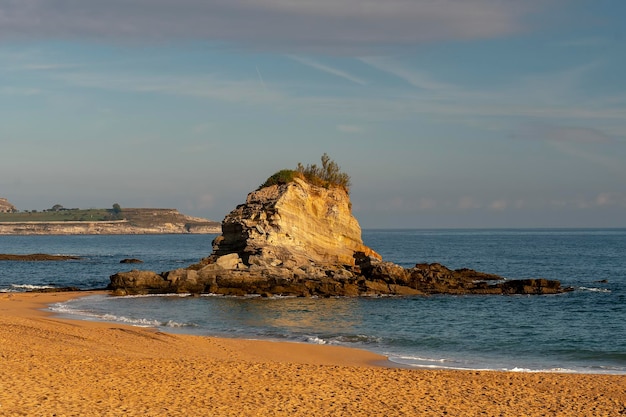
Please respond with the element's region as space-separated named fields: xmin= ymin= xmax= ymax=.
xmin=0 ymin=86 xmax=42 ymax=96
xmin=489 ymin=200 xmax=508 ymax=211
xmin=458 ymin=196 xmax=481 ymax=210
xmin=337 ymin=124 xmax=365 ymax=133
xmin=290 ymin=56 xmax=366 ymax=85
xmin=360 ymin=56 xmax=454 ymax=91
xmin=551 ymin=37 xmax=610 ymax=48
xmin=549 ymin=141 xmax=626 ymax=176
xmin=51 ymin=71 xmax=284 ymax=104
xmin=513 ymin=125 xmax=614 ymax=144
xmin=0 ymin=0 xmax=548 ymax=54
xmin=551 ymin=193 xmax=626 ymax=210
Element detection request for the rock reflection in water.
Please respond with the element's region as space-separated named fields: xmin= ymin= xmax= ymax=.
xmin=206 ymin=296 xmax=362 ymax=337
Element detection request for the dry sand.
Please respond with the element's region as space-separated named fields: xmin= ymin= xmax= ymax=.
xmin=1 ymin=291 xmax=624 ymax=416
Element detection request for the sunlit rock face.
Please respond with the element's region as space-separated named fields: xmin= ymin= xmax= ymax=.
xmin=210 ymin=177 xmax=380 ymax=268
xmin=0 ymin=198 xmax=17 ymax=213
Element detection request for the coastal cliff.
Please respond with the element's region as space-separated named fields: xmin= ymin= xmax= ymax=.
xmin=0 ymin=209 xmax=220 ymax=235
xmin=110 ymin=160 xmax=568 ymax=296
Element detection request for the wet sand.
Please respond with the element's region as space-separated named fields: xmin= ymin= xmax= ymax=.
xmin=1 ymin=291 xmax=624 ymax=416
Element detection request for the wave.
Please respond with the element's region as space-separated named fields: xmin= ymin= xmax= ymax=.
xmin=117 ymin=293 xmax=194 ymax=299
xmin=578 ymin=287 xmax=611 ymax=293
xmin=305 ymin=336 xmax=327 ymax=345
xmin=49 ymin=302 xmax=196 ymax=329
xmin=302 ymin=334 xmax=383 ymax=346
xmin=388 ymin=355 xmax=625 ymax=374
xmin=388 ymin=355 xmax=584 ymax=373
xmin=11 ymin=284 xmax=56 ymax=290
xmin=334 ymin=334 xmax=383 ymax=344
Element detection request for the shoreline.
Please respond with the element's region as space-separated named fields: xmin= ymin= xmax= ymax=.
xmin=1 ymin=291 xmax=625 ymax=416
xmin=11 ymin=289 xmax=626 ymax=374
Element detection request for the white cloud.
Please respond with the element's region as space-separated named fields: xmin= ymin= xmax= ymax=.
xmin=417 ymin=198 xmax=437 ymax=210
xmin=458 ymin=196 xmax=481 ymax=210
xmin=0 ymin=0 xmax=547 ymax=54
xmin=550 ymin=193 xmax=626 ymax=210
xmin=337 ymin=125 xmax=364 ymax=133
xmin=489 ymin=200 xmax=508 ymax=211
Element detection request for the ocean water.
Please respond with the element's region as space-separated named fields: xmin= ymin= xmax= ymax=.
xmin=1 ymin=229 xmax=624 ymax=374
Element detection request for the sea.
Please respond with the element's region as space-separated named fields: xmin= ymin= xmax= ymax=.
xmin=1 ymin=229 xmax=624 ymax=375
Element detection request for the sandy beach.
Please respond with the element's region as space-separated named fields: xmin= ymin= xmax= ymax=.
xmin=1 ymin=291 xmax=624 ymax=416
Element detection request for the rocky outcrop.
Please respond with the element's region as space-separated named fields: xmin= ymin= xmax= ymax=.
xmin=0 ymin=253 xmax=81 ymax=261
xmin=109 ymin=176 xmax=569 ymax=297
xmin=120 ymin=258 xmax=143 ymax=264
xmin=209 ymin=177 xmax=379 ymax=267
xmin=0 ymin=198 xmax=17 ymax=213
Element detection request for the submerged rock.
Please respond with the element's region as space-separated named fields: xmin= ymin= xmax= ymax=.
xmin=120 ymin=258 xmax=143 ymax=264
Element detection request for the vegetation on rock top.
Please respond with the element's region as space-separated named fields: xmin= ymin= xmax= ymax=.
xmin=259 ymin=153 xmax=351 ymax=193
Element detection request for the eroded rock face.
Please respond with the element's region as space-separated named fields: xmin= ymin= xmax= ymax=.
xmin=0 ymin=198 xmax=17 ymax=213
xmin=209 ymin=178 xmax=380 ymax=267
xmin=109 ymin=178 xmax=569 ymax=297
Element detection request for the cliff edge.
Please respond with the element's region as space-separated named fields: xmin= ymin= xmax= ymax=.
xmin=0 ymin=208 xmax=221 ymax=235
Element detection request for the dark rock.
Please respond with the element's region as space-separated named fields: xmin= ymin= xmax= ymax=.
xmin=108 ymin=270 xmax=171 ymax=294
xmin=120 ymin=258 xmax=144 ymax=264
xmin=29 ymin=286 xmax=82 ymax=293
xmin=0 ymin=253 xmax=81 ymax=261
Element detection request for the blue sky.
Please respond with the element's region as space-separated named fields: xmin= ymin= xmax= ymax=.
xmin=1 ymin=0 xmax=624 ymax=228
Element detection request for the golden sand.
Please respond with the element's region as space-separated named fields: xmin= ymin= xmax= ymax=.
xmin=1 ymin=291 xmax=624 ymax=416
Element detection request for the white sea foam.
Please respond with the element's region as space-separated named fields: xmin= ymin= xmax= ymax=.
xmin=306 ymin=336 xmax=328 ymax=344
xmin=578 ymin=287 xmax=611 ymax=293
xmin=396 ymin=355 xmax=447 ymax=363
xmin=335 ymin=334 xmax=383 ymax=344
xmin=49 ymin=302 xmax=193 ymax=328
xmin=11 ymin=284 xmax=56 ymax=290
xmin=388 ymin=357 xmax=583 ymax=373
xmin=99 ymin=314 xmax=161 ymax=327
xmin=119 ymin=293 xmax=193 ymax=299
xmin=164 ymin=320 xmax=195 ymax=328
xmin=388 ymin=357 xmax=488 ymax=371
xmin=508 ymin=367 xmax=577 ymax=374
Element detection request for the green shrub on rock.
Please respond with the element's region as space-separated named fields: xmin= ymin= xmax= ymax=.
xmin=259 ymin=154 xmax=351 ymax=193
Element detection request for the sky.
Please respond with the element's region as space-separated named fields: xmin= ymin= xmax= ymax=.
xmin=1 ymin=0 xmax=625 ymax=228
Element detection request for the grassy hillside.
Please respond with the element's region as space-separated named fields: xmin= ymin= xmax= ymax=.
xmin=0 ymin=208 xmax=219 ymax=229
xmin=0 ymin=209 xmax=115 ymax=222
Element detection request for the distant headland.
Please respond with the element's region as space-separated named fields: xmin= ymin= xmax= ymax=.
xmin=0 ymin=201 xmax=220 ymax=235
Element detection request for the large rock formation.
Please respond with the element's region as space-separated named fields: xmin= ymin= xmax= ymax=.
xmin=210 ymin=177 xmax=380 ymax=268
xmin=0 ymin=198 xmax=17 ymax=213
xmin=110 ymin=175 xmax=569 ymax=297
